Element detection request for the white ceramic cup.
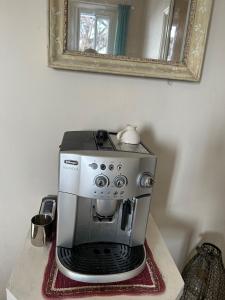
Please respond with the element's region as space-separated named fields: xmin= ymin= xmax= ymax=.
xmin=117 ymin=125 xmax=141 ymax=145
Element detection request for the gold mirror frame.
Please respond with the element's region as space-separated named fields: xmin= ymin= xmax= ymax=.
xmin=48 ymin=0 xmax=213 ymax=81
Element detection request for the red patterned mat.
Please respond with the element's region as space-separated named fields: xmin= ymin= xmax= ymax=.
xmin=42 ymin=241 xmax=165 ymax=298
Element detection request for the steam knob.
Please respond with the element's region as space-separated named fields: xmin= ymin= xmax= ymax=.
xmin=95 ymin=175 xmax=109 ymax=188
xmin=140 ymin=173 xmax=154 ymax=188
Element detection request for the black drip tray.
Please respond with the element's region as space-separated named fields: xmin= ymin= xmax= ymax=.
xmin=57 ymin=242 xmax=145 ymax=275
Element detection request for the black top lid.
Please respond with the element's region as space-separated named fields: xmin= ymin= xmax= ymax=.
xmin=60 ymin=131 xmax=114 ymax=151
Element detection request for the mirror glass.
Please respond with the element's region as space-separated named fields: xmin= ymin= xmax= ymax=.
xmin=66 ymin=0 xmax=191 ymax=62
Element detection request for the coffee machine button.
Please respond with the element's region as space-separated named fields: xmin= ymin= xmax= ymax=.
xmin=95 ymin=175 xmax=109 ymax=188
xmin=117 ymin=164 xmax=122 ymax=171
xmin=109 ymin=164 xmax=114 ymax=171
xmin=100 ymin=164 xmax=106 ymax=170
xmin=89 ymin=163 xmax=98 ymax=170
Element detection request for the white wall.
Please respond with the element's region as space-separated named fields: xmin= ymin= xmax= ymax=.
xmin=0 ymin=0 xmax=225 ymax=299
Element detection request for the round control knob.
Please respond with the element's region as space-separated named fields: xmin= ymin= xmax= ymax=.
xmin=95 ymin=175 xmax=109 ymax=188
xmin=139 ymin=173 xmax=154 ymax=188
xmin=114 ymin=175 xmax=127 ymax=188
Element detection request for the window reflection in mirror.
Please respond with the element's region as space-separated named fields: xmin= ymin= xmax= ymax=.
xmin=66 ymin=0 xmax=191 ymax=63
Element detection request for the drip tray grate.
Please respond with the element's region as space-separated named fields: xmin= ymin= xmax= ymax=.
xmin=57 ymin=242 xmax=145 ymax=275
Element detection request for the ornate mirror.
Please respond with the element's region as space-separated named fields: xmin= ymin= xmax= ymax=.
xmin=49 ymin=0 xmax=213 ymax=81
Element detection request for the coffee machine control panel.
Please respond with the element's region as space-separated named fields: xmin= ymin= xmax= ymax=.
xmin=59 ymin=152 xmax=156 ymax=200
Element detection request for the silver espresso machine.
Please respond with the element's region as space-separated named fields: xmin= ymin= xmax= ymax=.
xmin=56 ymin=130 xmax=157 ymax=283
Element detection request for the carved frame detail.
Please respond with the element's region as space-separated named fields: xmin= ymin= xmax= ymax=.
xmin=48 ymin=0 xmax=213 ymax=81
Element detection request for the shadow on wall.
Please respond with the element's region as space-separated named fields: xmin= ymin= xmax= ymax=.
xmin=140 ymin=119 xmax=225 ymax=269
xmin=188 ymin=120 xmax=225 ymax=263
xmin=141 ymin=127 xmax=196 ymax=269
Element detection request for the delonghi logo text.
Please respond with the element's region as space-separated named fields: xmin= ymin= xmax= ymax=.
xmin=64 ymin=160 xmax=79 ymax=166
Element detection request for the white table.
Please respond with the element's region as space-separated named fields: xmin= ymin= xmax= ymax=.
xmin=6 ymin=215 xmax=184 ymax=300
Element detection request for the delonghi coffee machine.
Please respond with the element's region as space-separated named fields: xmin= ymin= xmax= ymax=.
xmin=56 ymin=130 xmax=157 ymax=283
